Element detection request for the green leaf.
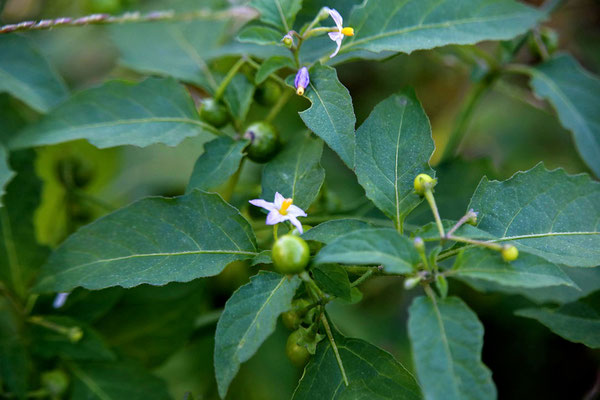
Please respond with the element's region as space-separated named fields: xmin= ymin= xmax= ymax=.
xmin=249 ymin=0 xmax=303 ymax=32
xmin=524 ymin=54 xmax=600 ymax=177
xmin=293 ymin=327 xmax=422 ymax=400
xmin=408 ymin=296 xmax=496 ymax=400
xmin=0 ymin=35 xmax=68 ymax=113
xmin=0 ymin=151 xmax=48 ymax=295
xmin=312 ymin=264 xmax=352 ymax=301
xmin=0 ymin=299 xmax=30 ymax=399
xmin=95 ymin=281 xmax=206 ymax=367
xmin=261 ymin=134 xmax=325 ymax=210
xmin=223 ymin=74 xmax=255 ymax=122
xmin=451 ymin=247 xmax=576 ymax=289
xmin=341 ymin=0 xmax=543 ymax=59
xmin=516 ymin=291 xmax=600 ymax=348
xmin=10 ymin=78 xmax=218 ymax=150
xmin=238 ymin=24 xmax=284 ymax=46
xmin=468 ymin=164 xmax=600 ymax=267
xmin=355 ymin=89 xmax=435 ymax=230
xmin=187 ymin=136 xmax=248 ymax=193
xmin=255 ymin=56 xmax=294 ymax=84
xmin=301 ymin=219 xmax=371 ymax=244
xmin=0 ymin=145 xmax=14 ymax=207
xmin=110 ymin=19 xmax=229 ymax=89
xmin=214 ymin=271 xmax=300 ymax=398
xmin=34 ymin=190 xmax=258 ymax=293
xmin=69 ymin=361 xmax=171 ymax=400
xmin=31 ymin=316 xmax=116 ymax=361
xmin=296 ymin=64 xmax=356 ymax=169
xmin=315 ymin=228 xmax=419 ymax=274
xmin=413 ymin=221 xmax=493 ymax=242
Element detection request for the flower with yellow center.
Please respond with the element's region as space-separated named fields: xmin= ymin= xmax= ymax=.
xmin=249 ymin=192 xmax=307 ymax=233
xmin=326 ymin=7 xmax=354 ymax=58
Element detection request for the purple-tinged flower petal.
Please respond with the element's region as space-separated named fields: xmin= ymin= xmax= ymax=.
xmin=294 ymin=67 xmax=310 ymax=90
xmin=274 ymin=192 xmax=285 ymax=208
xmin=327 ymin=8 xmax=343 ymax=30
xmin=53 ymin=292 xmax=69 ymax=309
xmin=328 ymin=31 xmax=343 ymax=42
xmin=288 ymin=216 xmax=304 ymax=234
xmin=266 ymin=210 xmax=287 ymax=225
xmin=249 ymin=199 xmax=276 ymax=211
xmin=287 ymin=205 xmax=307 ymax=217
xmin=330 ymin=37 xmax=343 ymax=58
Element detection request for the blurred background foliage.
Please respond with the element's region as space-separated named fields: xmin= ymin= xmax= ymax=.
xmin=1 ymin=0 xmax=599 ymax=399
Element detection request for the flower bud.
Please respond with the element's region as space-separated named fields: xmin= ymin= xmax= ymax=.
xmin=501 ymin=245 xmax=519 ymax=262
xmin=282 ymin=33 xmax=293 ymax=48
xmin=413 ymin=237 xmax=425 ymax=252
xmin=295 ymin=67 xmax=310 ymax=96
xmin=466 ymin=210 xmax=478 ymax=226
xmin=68 ymin=326 xmax=83 ymax=343
xmin=413 ymin=173 xmax=436 ymax=196
xmin=404 ymin=276 xmax=422 ymax=290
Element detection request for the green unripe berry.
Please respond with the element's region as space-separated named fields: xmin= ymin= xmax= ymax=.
xmin=41 ymin=369 xmax=69 ymax=397
xmin=272 ymin=235 xmax=310 ymax=275
xmin=414 ymin=173 xmax=436 ymax=196
xmin=286 ymin=330 xmax=311 ymax=367
xmin=244 ymin=121 xmax=280 ymax=163
xmin=281 ymin=298 xmax=311 ymax=330
xmin=255 ymin=80 xmax=282 ymax=106
xmin=199 ymin=98 xmax=229 ymax=128
xmin=501 ymin=245 xmax=519 ymax=262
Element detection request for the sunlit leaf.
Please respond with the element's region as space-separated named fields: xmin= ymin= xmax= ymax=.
xmin=408 ymin=296 xmax=496 ymax=400
xmin=214 ymin=271 xmax=300 ymax=398
xmin=34 ymin=191 xmax=258 ymax=292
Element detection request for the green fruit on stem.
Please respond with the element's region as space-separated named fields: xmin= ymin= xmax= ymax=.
xmin=255 ymin=80 xmax=282 ymax=106
xmin=501 ymin=245 xmax=519 ymax=262
xmin=414 ymin=173 xmax=436 ymax=196
xmin=281 ymin=298 xmax=311 ymax=330
xmin=243 ymin=121 xmax=279 ymax=163
xmin=42 ymin=369 xmax=69 ymax=396
xmin=272 ymin=235 xmax=310 ymax=275
xmin=286 ymin=330 xmax=311 ymax=367
xmin=199 ymin=98 xmax=229 ymax=128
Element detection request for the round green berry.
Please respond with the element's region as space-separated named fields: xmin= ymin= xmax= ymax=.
xmin=199 ymin=98 xmax=229 ymax=128
xmin=501 ymin=245 xmax=519 ymax=262
xmin=254 ymin=80 xmax=282 ymax=107
xmin=272 ymin=235 xmax=310 ymax=275
xmin=243 ymin=121 xmax=280 ymax=163
xmin=414 ymin=173 xmax=436 ymax=196
xmin=286 ymin=330 xmax=310 ymax=367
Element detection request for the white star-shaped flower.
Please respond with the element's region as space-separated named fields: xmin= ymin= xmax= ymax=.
xmin=326 ymin=8 xmax=354 ymax=58
xmin=249 ymin=192 xmax=307 ymax=233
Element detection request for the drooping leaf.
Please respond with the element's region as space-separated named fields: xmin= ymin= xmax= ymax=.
xmin=69 ymin=361 xmax=171 ymax=400
xmin=214 ymin=271 xmax=300 ymax=398
xmin=525 ymin=54 xmax=600 ymax=177
xmin=10 ymin=78 xmax=218 ymax=150
xmin=295 ymin=64 xmax=356 ymax=169
xmin=408 ymin=296 xmax=496 ymax=400
xmin=96 ymin=281 xmax=206 ymax=367
xmin=261 ymin=134 xmax=325 ymax=210
xmin=340 ymin=0 xmax=543 ymax=59
xmin=450 ymin=247 xmax=576 ymax=289
xmin=31 ymin=316 xmax=116 ymax=361
xmin=223 ymin=74 xmax=256 ymax=122
xmin=0 ymin=35 xmax=68 ymax=113
xmin=187 ymin=136 xmax=248 ymax=193
xmin=315 ymin=228 xmax=419 ymax=274
xmin=238 ymin=24 xmax=284 ymax=46
xmin=0 ymin=145 xmax=14 ymax=207
xmin=516 ymin=290 xmax=600 ymax=349
xmin=312 ymin=264 xmax=352 ymax=301
xmin=110 ymin=19 xmax=229 ymax=90
xmin=34 ymin=190 xmax=258 ymax=293
xmin=0 ymin=299 xmax=30 ymax=399
xmin=0 ymin=151 xmax=48 ymax=295
xmin=255 ymin=56 xmax=295 ymax=84
xmin=301 ymin=219 xmax=371 ymax=244
xmin=355 ymin=89 xmax=435 ymax=231
xmin=468 ymin=164 xmax=600 ymax=267
xmin=293 ymin=326 xmax=422 ymax=400
xmin=249 ymin=0 xmax=303 ymax=32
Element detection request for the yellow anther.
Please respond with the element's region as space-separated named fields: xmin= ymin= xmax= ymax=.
xmin=341 ymin=27 xmax=354 ymax=36
xmin=296 ymin=87 xmax=305 ymax=96
xmin=280 ymin=198 xmax=293 ymax=215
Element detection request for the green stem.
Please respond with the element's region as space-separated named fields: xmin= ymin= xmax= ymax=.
xmin=320 ymin=313 xmax=349 ymax=386
xmin=214 ymin=57 xmax=246 ymax=101
xmin=350 ymin=268 xmax=375 ymax=287
xmin=194 ymin=309 xmax=223 ymax=329
xmin=266 ymin=89 xmax=292 ymax=123
xmin=439 ymin=77 xmax=495 ymax=163
xmin=273 ymin=224 xmax=279 ymax=241
xmin=446 ymin=235 xmax=503 ymax=251
xmin=221 ymin=158 xmax=244 ymax=202
xmin=424 ymin=190 xmax=445 ymax=239
xmin=1 ymin=206 xmax=25 ymax=299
